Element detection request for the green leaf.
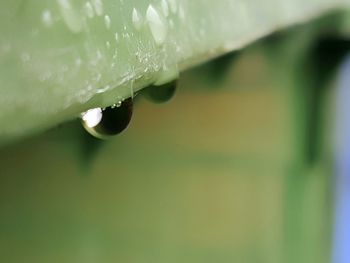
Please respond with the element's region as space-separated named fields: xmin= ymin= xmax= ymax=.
xmin=0 ymin=0 xmax=349 ymax=143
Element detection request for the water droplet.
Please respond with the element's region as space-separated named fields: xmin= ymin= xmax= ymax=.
xmin=115 ymin=100 xmax=122 ymax=107
xmin=81 ymin=98 xmax=133 ymax=139
xmin=84 ymin=2 xmax=95 ymax=18
xmin=161 ymin=0 xmax=169 ymax=17
xmin=57 ymin=0 xmax=83 ymax=33
xmin=143 ymin=80 xmax=177 ymax=104
xmin=154 ymin=65 xmax=179 ymax=86
xmin=115 ymin=32 xmax=119 ymax=42
xmin=42 ymin=10 xmax=53 ymax=27
xmin=104 ymin=15 xmax=111 ymax=29
xmin=81 ymin=108 xmax=103 ymax=128
xmin=132 ymin=8 xmax=143 ymax=30
xmin=146 ymin=5 xmax=168 ymax=45
xmin=91 ymin=0 xmax=103 ymax=16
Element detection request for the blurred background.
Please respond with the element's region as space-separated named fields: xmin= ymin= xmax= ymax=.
xmin=0 ymin=12 xmax=349 ymax=263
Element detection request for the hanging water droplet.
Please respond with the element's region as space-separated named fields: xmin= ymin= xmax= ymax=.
xmin=81 ymin=98 xmax=133 ymax=139
xmin=143 ymin=80 xmax=177 ymax=104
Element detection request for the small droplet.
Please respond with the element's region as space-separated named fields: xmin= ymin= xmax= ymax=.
xmin=92 ymin=0 xmax=103 ymax=16
xmin=161 ymin=0 xmax=169 ymax=17
xmin=81 ymin=98 xmax=133 ymax=139
xmin=115 ymin=100 xmax=122 ymax=107
xmin=104 ymin=15 xmax=111 ymax=29
xmin=57 ymin=0 xmax=83 ymax=33
xmin=143 ymin=80 xmax=177 ymax=104
xmin=132 ymin=8 xmax=143 ymax=30
xmin=42 ymin=10 xmax=53 ymax=27
xmin=115 ymin=32 xmax=119 ymax=42
xmin=84 ymin=2 xmax=95 ymax=18
xmin=146 ymin=5 xmax=168 ymax=45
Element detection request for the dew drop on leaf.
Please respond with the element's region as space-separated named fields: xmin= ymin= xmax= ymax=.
xmin=143 ymin=80 xmax=177 ymax=104
xmin=81 ymin=98 xmax=133 ymax=139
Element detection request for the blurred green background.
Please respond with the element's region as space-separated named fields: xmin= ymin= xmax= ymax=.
xmin=0 ymin=16 xmax=344 ymax=263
